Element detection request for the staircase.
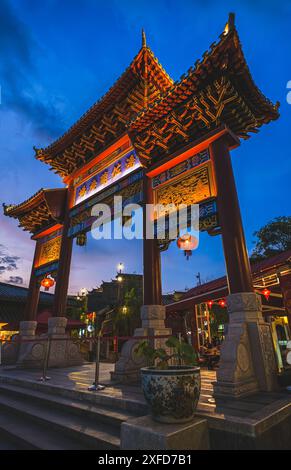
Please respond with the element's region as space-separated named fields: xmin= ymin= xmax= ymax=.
xmin=0 ymin=380 xmax=145 ymax=450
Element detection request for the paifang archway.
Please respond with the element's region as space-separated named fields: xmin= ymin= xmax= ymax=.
xmin=3 ymin=14 xmax=280 ymax=397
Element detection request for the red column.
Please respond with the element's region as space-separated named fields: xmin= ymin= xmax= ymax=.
xmin=53 ymin=187 xmax=73 ymax=317
xmin=24 ymin=240 xmax=41 ymax=321
xmin=209 ymin=136 xmax=253 ymax=294
xmin=143 ymin=174 xmax=162 ymax=305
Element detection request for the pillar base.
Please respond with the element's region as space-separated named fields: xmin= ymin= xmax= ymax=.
xmin=121 ymin=415 xmax=209 ymax=450
xmin=111 ymin=305 xmax=171 ymax=384
xmin=16 ymin=321 xmax=38 ymax=367
xmin=16 ymin=317 xmax=83 ymax=369
xmin=214 ymin=292 xmax=279 ymax=398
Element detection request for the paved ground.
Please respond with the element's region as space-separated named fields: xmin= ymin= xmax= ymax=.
xmin=0 ymin=362 xmax=146 ymax=404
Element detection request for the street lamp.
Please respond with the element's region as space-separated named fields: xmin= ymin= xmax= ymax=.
xmin=117 ymin=262 xmax=124 ymax=274
xmin=79 ymin=287 xmax=88 ymax=297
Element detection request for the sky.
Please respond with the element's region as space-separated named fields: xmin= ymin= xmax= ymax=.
xmin=0 ymin=0 xmax=290 ymax=295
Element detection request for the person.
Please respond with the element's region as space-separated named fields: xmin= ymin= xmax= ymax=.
xmin=205 ymin=341 xmax=220 ymax=370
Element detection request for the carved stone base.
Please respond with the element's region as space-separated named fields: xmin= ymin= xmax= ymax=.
xmin=16 ymin=321 xmax=39 ymax=367
xmin=214 ymin=292 xmax=278 ymax=398
xmin=16 ymin=318 xmax=83 ymax=369
xmin=111 ymin=305 xmax=171 ymax=384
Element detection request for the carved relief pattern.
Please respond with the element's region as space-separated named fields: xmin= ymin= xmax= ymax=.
xmin=37 ymin=237 xmax=61 ymax=267
xmin=155 ymin=164 xmax=213 ymax=206
xmin=258 ymin=324 xmax=277 ymax=377
xmin=152 ymin=149 xmax=209 ymax=189
xmin=227 ymin=292 xmax=262 ymax=314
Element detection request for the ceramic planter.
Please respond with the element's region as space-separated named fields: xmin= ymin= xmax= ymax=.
xmin=140 ymin=365 xmax=201 ymax=423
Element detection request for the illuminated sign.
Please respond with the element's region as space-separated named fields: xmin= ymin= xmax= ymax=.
xmin=74 ymin=150 xmax=141 ymax=206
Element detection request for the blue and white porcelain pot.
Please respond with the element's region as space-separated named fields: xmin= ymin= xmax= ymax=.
xmin=140 ymin=366 xmax=201 ymax=423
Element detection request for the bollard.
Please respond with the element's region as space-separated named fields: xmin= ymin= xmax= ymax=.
xmin=88 ymin=334 xmax=105 ymax=391
xmin=39 ymin=336 xmax=52 ymax=382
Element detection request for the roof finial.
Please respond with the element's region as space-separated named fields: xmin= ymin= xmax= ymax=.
xmin=228 ymin=12 xmax=235 ymax=31
xmin=142 ymin=28 xmax=147 ymax=48
xmin=223 ymin=12 xmax=235 ymax=36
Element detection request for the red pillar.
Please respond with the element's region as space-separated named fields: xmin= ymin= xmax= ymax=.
xmin=209 ymin=136 xmax=253 ymax=294
xmin=24 ymin=240 xmax=41 ymax=321
xmin=53 ymin=187 xmax=73 ymax=317
xmin=143 ymin=174 xmax=162 ymax=305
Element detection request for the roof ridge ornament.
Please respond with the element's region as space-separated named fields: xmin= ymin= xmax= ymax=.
xmin=223 ymin=12 xmax=235 ymax=36
xmin=142 ymin=28 xmax=147 ymax=48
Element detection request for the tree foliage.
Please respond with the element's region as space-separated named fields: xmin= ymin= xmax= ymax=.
xmin=113 ymin=287 xmax=142 ymax=337
xmin=250 ymin=216 xmax=291 ymax=261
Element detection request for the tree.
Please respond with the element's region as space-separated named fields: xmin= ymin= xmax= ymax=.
xmin=250 ymin=216 xmax=291 ymax=261
xmin=113 ymin=287 xmax=142 ymax=337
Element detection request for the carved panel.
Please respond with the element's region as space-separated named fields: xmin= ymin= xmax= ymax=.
xmin=155 ymin=163 xmax=215 ymax=206
xmin=36 ymin=236 xmax=61 ymax=267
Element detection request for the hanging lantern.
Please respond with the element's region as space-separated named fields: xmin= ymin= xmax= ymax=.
xmin=262 ymin=288 xmax=271 ymax=301
xmin=76 ymin=232 xmax=87 ymax=246
xmin=218 ymin=299 xmax=226 ymax=308
xmin=207 ymin=300 xmax=214 ymax=309
xmin=41 ymin=275 xmax=55 ymax=291
xmin=177 ymin=233 xmax=199 ymax=260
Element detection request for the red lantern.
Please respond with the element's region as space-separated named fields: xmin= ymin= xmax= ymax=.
xmin=218 ymin=299 xmax=226 ymax=308
xmin=41 ymin=275 xmax=55 ymax=291
xmin=207 ymin=300 xmax=213 ymax=309
xmin=177 ymin=234 xmax=199 ymax=260
xmin=262 ymin=288 xmax=271 ymax=301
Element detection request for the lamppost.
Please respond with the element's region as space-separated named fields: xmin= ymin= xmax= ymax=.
xmin=117 ymin=262 xmax=124 ymax=302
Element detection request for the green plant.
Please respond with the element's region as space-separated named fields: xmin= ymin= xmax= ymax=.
xmin=136 ymin=336 xmax=198 ymax=370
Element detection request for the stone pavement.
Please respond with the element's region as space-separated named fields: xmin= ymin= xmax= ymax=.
xmin=0 ymin=362 xmax=146 ymax=405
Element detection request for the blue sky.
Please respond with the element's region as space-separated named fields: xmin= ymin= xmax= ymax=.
xmin=0 ymin=0 xmax=290 ymax=294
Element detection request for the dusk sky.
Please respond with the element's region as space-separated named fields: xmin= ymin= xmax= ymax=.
xmin=0 ymin=0 xmax=290 ymax=295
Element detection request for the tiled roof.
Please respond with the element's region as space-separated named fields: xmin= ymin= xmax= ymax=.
xmin=166 ymin=250 xmax=291 ymax=311
xmin=0 ymin=282 xmax=54 ymax=304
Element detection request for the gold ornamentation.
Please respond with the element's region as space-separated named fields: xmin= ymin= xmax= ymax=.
xmin=155 ymin=165 xmax=213 ymax=206
xmin=100 ymin=170 xmax=108 ymax=185
xmin=89 ymin=179 xmax=97 ymax=192
xmin=36 ymin=237 xmax=61 ymax=267
xmin=112 ymin=162 xmax=121 ymax=177
xmin=126 ymin=154 xmax=136 ymax=169
xmin=79 ymin=185 xmax=87 ymax=198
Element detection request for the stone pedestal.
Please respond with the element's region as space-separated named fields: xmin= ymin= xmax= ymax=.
xmin=19 ymin=321 xmax=37 ymax=338
xmin=121 ymin=415 xmax=209 ymax=450
xmin=111 ymin=305 xmax=171 ymax=383
xmin=16 ymin=321 xmax=39 ymax=367
xmin=214 ymin=292 xmax=278 ymax=398
xmin=16 ymin=317 xmax=83 ymax=369
xmin=48 ymin=317 xmax=67 ymax=336
xmin=47 ymin=317 xmax=83 ymax=368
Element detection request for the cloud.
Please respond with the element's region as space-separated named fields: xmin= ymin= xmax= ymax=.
xmin=6 ymin=275 xmax=24 ymax=285
xmin=0 ymin=0 xmax=64 ymax=137
xmin=0 ymin=243 xmax=21 ymax=275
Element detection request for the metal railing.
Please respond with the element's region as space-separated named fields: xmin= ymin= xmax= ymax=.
xmin=0 ymin=332 xmax=173 ymax=391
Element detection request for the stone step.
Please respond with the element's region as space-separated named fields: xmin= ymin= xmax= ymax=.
xmin=0 ymin=393 xmax=120 ymax=449
xmin=0 ymin=382 xmax=135 ymax=429
xmin=0 ymin=409 xmax=89 ymax=450
xmin=0 ymin=374 xmax=148 ymax=415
